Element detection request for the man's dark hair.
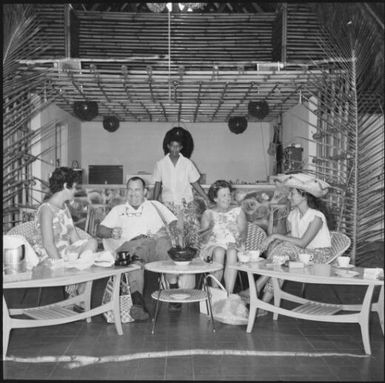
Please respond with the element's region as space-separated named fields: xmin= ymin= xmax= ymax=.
xmin=126 ymin=176 xmax=146 ymax=189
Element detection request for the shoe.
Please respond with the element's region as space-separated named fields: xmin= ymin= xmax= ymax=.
xmin=130 ymin=304 xmax=150 ymax=321
xmin=131 ymin=291 xmax=146 ymax=306
xmin=168 ymin=302 xmax=182 ymax=312
xmin=256 ymin=309 xmax=268 ymax=317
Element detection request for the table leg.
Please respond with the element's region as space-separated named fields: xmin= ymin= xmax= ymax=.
xmin=272 ymin=277 xmax=283 ymax=321
xmin=112 ymin=273 xmax=123 ymax=336
xmin=246 ymin=272 xmax=258 ymax=333
xmin=372 ymin=285 xmax=384 ymax=334
xmin=83 ymin=281 xmax=93 ymax=323
xmin=151 ymin=274 xmax=163 ymax=335
xmin=359 ymin=284 xmax=375 ymax=355
xmin=3 ymin=296 xmax=11 ymax=358
xmin=203 ymin=274 xmax=216 ymax=333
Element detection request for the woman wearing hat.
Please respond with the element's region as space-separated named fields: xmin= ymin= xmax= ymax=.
xmin=256 ymin=173 xmax=335 ymax=305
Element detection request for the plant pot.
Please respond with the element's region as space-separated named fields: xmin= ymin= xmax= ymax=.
xmin=167 ymin=246 xmax=197 ymax=265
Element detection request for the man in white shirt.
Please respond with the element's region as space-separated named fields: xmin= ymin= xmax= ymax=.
xmin=97 ymin=177 xmax=178 ymax=319
xmin=153 ymin=128 xmax=209 ymax=207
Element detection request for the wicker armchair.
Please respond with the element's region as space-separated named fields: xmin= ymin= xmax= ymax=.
xmin=6 ymin=222 xmax=91 ymax=305
xmin=237 ymin=222 xmax=268 ymax=291
xmin=300 ymin=231 xmax=351 ymax=298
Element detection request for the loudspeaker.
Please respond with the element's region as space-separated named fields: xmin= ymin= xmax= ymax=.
xmin=228 ymin=116 xmax=248 ymax=134
xmin=103 ymin=116 xmax=120 ymax=132
xmin=73 ymin=101 xmax=98 ymax=121
xmin=248 ymin=101 xmax=269 ymax=119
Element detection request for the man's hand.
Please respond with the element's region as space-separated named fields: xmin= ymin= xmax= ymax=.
xmin=111 ymin=227 xmax=122 ymax=240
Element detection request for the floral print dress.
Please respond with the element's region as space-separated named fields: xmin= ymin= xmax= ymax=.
xmin=199 ymin=207 xmax=241 ymax=262
xmin=33 ymin=202 xmax=86 ymax=261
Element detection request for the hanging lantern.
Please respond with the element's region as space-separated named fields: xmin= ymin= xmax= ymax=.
xmin=248 ymin=101 xmax=269 ymax=119
xmin=103 ymin=116 xmax=120 ymax=132
xmin=73 ymin=101 xmax=98 ymax=121
xmin=228 ymin=116 xmax=248 ymax=134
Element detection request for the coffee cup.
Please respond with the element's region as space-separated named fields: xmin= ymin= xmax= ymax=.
xmin=237 ymin=251 xmax=250 ymax=263
xmin=337 ymin=256 xmax=350 ymax=267
xmin=299 ymin=253 xmax=312 ymax=265
xmin=249 ymin=250 xmax=261 ymax=262
xmin=115 ymin=251 xmax=132 ymax=266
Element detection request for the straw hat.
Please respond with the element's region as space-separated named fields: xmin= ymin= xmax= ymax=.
xmin=273 ymin=173 xmax=330 ymax=198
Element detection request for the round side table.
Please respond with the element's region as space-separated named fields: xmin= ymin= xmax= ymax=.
xmin=145 ymin=258 xmax=223 ymax=334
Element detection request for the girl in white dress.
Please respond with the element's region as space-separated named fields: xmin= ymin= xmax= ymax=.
xmin=200 ymin=180 xmax=247 ymax=293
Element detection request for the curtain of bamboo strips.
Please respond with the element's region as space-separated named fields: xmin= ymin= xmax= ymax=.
xmin=3 ymin=5 xmax=57 ymax=232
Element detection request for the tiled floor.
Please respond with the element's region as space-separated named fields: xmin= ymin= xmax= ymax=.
xmin=3 ymin=275 xmax=384 ymax=381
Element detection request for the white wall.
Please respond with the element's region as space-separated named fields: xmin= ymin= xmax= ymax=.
xmin=80 ymin=121 xmax=273 ymax=185
xmin=282 ymin=100 xmax=317 ymax=171
xmin=30 ymin=102 xmax=82 ymax=203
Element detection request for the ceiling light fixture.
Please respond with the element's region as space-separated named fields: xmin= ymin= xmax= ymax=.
xmin=146 ymin=3 xmax=205 ymax=12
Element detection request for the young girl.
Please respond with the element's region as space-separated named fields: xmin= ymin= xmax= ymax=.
xmin=200 ymin=180 xmax=247 ymax=294
xmin=257 ymin=173 xmax=334 ymax=303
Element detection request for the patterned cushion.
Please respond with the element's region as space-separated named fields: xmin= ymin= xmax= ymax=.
xmin=245 ymin=222 xmax=267 ymax=251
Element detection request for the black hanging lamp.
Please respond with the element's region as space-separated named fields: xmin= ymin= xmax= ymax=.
xmin=73 ymin=101 xmax=99 ymax=121
xmin=103 ymin=116 xmax=120 ymax=132
xmin=248 ymin=101 xmax=269 ymax=119
xmin=228 ymin=116 xmax=248 ymax=134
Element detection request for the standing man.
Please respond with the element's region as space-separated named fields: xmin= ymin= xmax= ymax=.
xmin=152 ymin=127 xmax=210 ymax=308
xmin=153 ymin=127 xmax=210 ymax=209
xmin=97 ymin=176 xmax=178 ymax=320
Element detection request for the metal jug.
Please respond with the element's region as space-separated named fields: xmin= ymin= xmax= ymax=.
xmin=3 ymin=244 xmax=26 ymax=274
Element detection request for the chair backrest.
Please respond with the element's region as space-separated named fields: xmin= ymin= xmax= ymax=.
xmin=327 ymin=231 xmax=351 ymax=264
xmin=85 ymin=204 xmax=107 ymax=237
xmin=245 ymin=222 xmax=267 ymax=251
xmin=6 ymin=221 xmax=36 ymax=243
xmin=6 ymin=221 xmax=91 ymax=244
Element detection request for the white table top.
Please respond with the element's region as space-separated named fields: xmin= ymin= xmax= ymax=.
xmin=145 ymin=258 xmax=223 ymax=274
xmin=3 ymin=264 xmax=140 ymax=289
xmin=230 ymin=259 xmax=384 ymax=286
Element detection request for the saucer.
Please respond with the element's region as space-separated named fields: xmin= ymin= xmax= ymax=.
xmin=334 ymin=270 xmax=359 ymax=278
xmin=335 ymin=264 xmax=354 ymax=269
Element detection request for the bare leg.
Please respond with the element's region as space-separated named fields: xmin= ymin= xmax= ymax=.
xmin=211 ymin=247 xmax=226 ymax=287
xmin=224 ymin=248 xmax=237 ymax=294
xmin=126 ymin=267 xmax=144 ymax=294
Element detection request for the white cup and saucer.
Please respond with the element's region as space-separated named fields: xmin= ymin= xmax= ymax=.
xmin=336 ymin=256 xmax=353 ymax=268
xmin=298 ymin=253 xmax=313 ymax=266
xmin=249 ymin=250 xmax=261 ymax=262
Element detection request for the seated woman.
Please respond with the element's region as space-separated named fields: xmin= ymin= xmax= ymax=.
xmin=199 ymin=180 xmax=247 ymax=294
xmin=257 ymin=173 xmax=334 ymax=303
xmin=33 ymin=167 xmax=98 ymax=297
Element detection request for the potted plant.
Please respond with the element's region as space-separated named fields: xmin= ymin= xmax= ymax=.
xmin=165 ymin=200 xmax=202 ymax=265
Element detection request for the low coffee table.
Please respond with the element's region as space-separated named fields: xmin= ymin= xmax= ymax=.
xmin=145 ymin=258 xmax=223 ymax=334
xmin=230 ymin=260 xmax=384 ymax=355
xmin=3 ymin=263 xmax=140 ymax=358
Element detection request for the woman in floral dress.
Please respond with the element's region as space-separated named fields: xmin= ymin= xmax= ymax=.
xmin=200 ymin=180 xmax=247 ymax=293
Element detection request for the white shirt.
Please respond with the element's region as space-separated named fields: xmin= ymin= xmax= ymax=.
xmin=100 ymin=200 xmax=176 ymax=242
xmin=288 ymin=208 xmax=331 ymax=249
xmin=153 ymin=153 xmax=200 ymax=205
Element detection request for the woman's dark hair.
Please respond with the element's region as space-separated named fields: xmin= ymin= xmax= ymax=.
xmin=49 ymin=167 xmax=78 ymax=194
xmin=208 ymin=180 xmax=233 ymax=203
xmin=298 ymin=189 xmax=336 ymax=230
